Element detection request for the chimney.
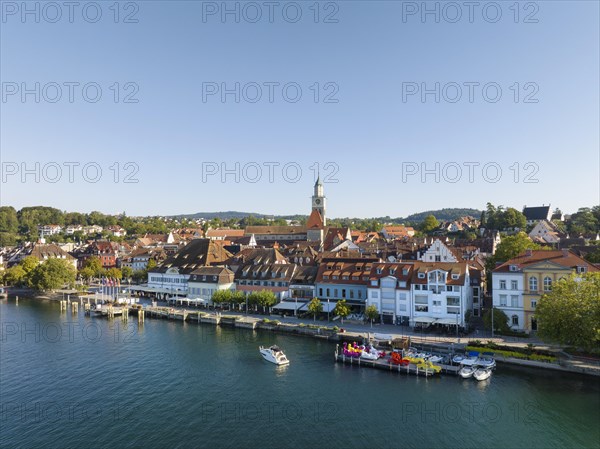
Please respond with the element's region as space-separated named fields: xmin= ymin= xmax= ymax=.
xmin=562 ymin=249 xmax=569 ymax=257
xmin=525 ymin=249 xmax=532 ymax=257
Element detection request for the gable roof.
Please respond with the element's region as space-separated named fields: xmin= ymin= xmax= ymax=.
xmin=150 ymin=239 xmax=233 ymax=274
xmin=494 ymin=249 xmax=599 ymax=273
xmin=306 ymin=209 xmax=324 ymax=229
xmin=522 ymin=206 xmax=551 ymax=221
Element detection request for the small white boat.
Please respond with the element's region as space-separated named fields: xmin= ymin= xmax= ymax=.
xmin=475 ymin=356 xmax=496 ymax=369
xmin=459 ymin=366 xmax=476 ymax=378
xmin=429 ymin=355 xmax=444 ymax=363
xmin=473 ymin=367 xmax=492 ymax=381
xmin=259 ymin=345 xmax=290 ymax=365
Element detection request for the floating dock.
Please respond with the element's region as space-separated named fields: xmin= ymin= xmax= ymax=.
xmin=335 ymin=345 xmax=459 ymax=377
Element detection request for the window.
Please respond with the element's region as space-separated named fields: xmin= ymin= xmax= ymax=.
xmin=418 ymin=273 xmax=425 ymax=279
xmin=332 ymin=276 xmax=338 ymax=280
xmin=447 ymin=297 xmax=460 ymax=306
xmin=362 ymin=276 xmax=369 ymax=281
xmin=390 ymin=269 xmax=396 ymax=275
xmin=350 ymin=290 xmax=354 ymax=299
xmin=352 ymin=276 xmax=359 ymax=280
xmin=414 ymin=285 xmax=420 ymax=290
xmin=435 ymin=255 xmax=441 ymax=262
xmin=326 ymin=289 xmax=330 ymax=296
xmin=376 ymin=268 xmax=382 ymax=274
xmin=323 ymin=275 xmax=329 ymax=280
xmin=451 ymin=274 xmax=459 ymax=280
xmin=511 ymin=280 xmax=518 ymax=290
xmin=319 ymin=288 xmax=323 ymax=296
xmin=342 ymin=275 xmax=349 ymax=280
xmin=531 ymin=300 xmax=537 ymax=309
xmin=510 ymin=295 xmax=518 ymax=307
xmin=433 ymin=300 xmax=441 ymax=306
xmin=342 ymin=289 xmax=346 ymax=298
xmin=499 ymin=280 xmax=506 ymax=290
xmin=371 ymin=280 xmax=377 ymax=286
xmin=371 ymin=291 xmax=379 ymax=299
xmin=512 ymin=315 xmax=519 ymax=326
xmin=529 ymin=276 xmax=538 ymax=292
xmin=543 ymin=277 xmax=552 ymax=291
xmin=358 ymin=291 xmax=362 ymax=299
xmin=334 ymin=289 xmax=338 ymax=297
xmin=499 ymin=295 xmax=507 ymax=307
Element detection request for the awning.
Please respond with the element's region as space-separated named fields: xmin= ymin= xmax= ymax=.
xmin=273 ymin=301 xmax=305 ymax=311
xmin=298 ymin=301 xmax=337 ymax=313
xmin=435 ymin=318 xmax=460 ymax=325
xmin=411 ymin=316 xmax=437 ymax=324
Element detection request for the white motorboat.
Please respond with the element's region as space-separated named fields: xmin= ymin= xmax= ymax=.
xmin=259 ymin=345 xmax=290 ymax=365
xmin=454 ymin=355 xmax=479 ymax=366
xmin=473 ymin=367 xmax=492 ymax=381
xmin=429 ymin=355 xmax=444 ymax=363
xmin=459 ymin=366 xmax=476 ymax=378
xmin=475 ymin=356 xmax=496 ymax=369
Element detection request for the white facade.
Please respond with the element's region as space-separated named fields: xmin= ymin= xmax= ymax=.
xmin=188 ymin=280 xmax=235 ymax=304
xmin=410 ymin=270 xmax=472 ymax=327
xmin=367 ymin=268 xmax=472 ymax=327
xmin=491 ymin=271 xmax=524 ymax=330
xmin=148 ymin=268 xmax=190 ymax=295
xmin=418 ymin=239 xmax=458 ymax=263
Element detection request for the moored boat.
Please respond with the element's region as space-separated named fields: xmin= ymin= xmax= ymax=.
xmin=459 ymin=366 xmax=476 ymax=378
xmin=473 ymin=367 xmax=492 ymax=381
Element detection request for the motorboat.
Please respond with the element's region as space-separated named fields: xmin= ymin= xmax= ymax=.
xmin=428 ymin=355 xmax=444 ymax=363
xmin=473 ymin=367 xmax=492 ymax=381
xmin=453 ymin=354 xmax=479 ymax=366
xmin=475 ymin=356 xmax=496 ymax=369
xmin=259 ymin=345 xmax=289 ymax=365
xmin=459 ymin=366 xmax=476 ymax=378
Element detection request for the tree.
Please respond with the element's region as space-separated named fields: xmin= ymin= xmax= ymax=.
xmin=365 ymin=304 xmax=379 ymax=328
xmin=494 ymin=232 xmax=543 ymax=262
xmin=29 ymin=259 xmax=77 ymax=291
xmin=307 ymin=297 xmax=323 ymax=322
xmin=420 ymin=215 xmax=439 ymax=234
xmin=147 ymin=258 xmax=158 ymax=270
xmin=121 ymin=266 xmax=133 ymax=281
xmin=333 ymin=300 xmax=350 ymax=324
xmin=83 ymin=256 xmax=104 ymax=278
xmin=211 ymin=289 xmax=232 ymax=307
xmin=106 ymin=267 xmax=122 ymax=280
xmin=2 ymin=265 xmax=26 ymax=286
xmin=231 ymin=291 xmax=246 ymax=311
xmin=482 ymin=307 xmax=509 ymax=333
xmin=20 ymin=256 xmax=40 ymax=276
xmin=535 ymin=273 xmax=600 ymax=350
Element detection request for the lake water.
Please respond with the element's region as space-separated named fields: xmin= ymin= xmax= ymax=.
xmin=1 ymin=299 xmax=599 ymax=448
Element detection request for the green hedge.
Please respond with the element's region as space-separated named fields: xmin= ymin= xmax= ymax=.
xmin=465 ymin=346 xmax=557 ymax=363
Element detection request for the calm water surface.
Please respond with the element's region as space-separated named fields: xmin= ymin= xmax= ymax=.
xmin=1 ymin=299 xmax=599 ymax=448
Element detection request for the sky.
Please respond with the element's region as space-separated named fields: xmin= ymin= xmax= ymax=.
xmin=1 ymin=0 xmax=599 ymax=218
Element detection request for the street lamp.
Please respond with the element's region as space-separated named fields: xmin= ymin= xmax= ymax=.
xmin=327 ymin=299 xmax=330 ymax=322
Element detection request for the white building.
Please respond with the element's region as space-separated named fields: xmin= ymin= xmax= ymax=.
xmin=366 ymin=262 xmax=473 ymax=328
xmin=418 ymin=239 xmax=459 ymax=263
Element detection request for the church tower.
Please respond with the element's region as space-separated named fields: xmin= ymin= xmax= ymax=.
xmin=311 ymin=176 xmax=326 ymax=226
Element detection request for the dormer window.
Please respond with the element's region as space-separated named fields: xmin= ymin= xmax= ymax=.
xmin=323 ymin=275 xmax=329 ymax=280
xmin=451 ymin=274 xmax=459 ymax=280
xmin=402 ymin=268 xmax=409 ymax=276
xmin=390 ymin=269 xmax=396 ymax=275
xmin=509 ymin=265 xmax=518 ymax=272
xmin=418 ymin=273 xmax=425 ymax=279
xmin=577 ymin=266 xmax=587 ymax=274
xmin=376 ymin=268 xmax=382 ymax=274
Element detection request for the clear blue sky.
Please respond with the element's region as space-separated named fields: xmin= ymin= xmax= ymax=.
xmin=1 ymin=1 xmax=598 ymax=218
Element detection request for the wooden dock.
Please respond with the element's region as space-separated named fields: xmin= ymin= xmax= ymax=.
xmin=335 ymin=346 xmax=459 ymax=377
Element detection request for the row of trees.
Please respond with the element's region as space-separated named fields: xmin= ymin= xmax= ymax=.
xmin=1 ymin=256 xmax=76 ymax=291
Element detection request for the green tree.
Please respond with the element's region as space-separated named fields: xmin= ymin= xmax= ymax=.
xmin=307 ymin=297 xmax=323 ymax=322
xmin=231 ymin=291 xmax=246 ymax=311
xmin=79 ymin=267 xmax=95 ymax=283
xmin=365 ymin=304 xmax=379 ymax=328
xmin=493 ymin=232 xmax=543 ymax=262
xmin=482 ymin=307 xmax=509 ymax=333
xmin=536 ymin=273 xmax=600 ymax=350
xmin=105 ymin=267 xmax=122 ymax=280
xmin=147 ymin=258 xmax=158 ymax=270
xmin=0 ymin=206 xmax=19 ymax=234
xmin=211 ymin=289 xmax=232 ymax=307
xmin=121 ymin=266 xmax=133 ymax=280
xmin=333 ymin=300 xmax=350 ymax=324
xmin=2 ymin=265 xmax=26 ymax=286
xmin=420 ymin=215 xmax=439 ymax=234
xmin=29 ymin=259 xmax=77 ymax=291
xmin=83 ymin=256 xmax=104 ymax=278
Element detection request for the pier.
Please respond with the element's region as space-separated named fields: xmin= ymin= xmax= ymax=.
xmin=334 ymin=345 xmax=459 ymax=377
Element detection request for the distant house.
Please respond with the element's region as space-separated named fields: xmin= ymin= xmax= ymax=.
xmin=528 ymin=220 xmax=564 ymax=244
xmin=205 ymin=228 xmax=245 ymax=241
xmin=522 ymin=205 xmax=552 ymax=225
xmin=381 ymin=226 xmax=415 ymax=240
xmin=106 ymin=225 xmax=127 ymax=237
xmin=418 ymin=239 xmax=459 ymax=263
xmin=38 ymin=224 xmax=62 ymax=237
xmin=65 ymin=225 xmax=83 ymax=235
xmin=29 ymin=243 xmax=78 ymax=269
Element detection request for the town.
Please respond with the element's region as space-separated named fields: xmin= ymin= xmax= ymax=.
xmin=1 ymin=180 xmax=599 ymax=345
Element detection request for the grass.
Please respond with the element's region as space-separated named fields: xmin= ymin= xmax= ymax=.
xmin=465 ymin=345 xmax=557 ymax=363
